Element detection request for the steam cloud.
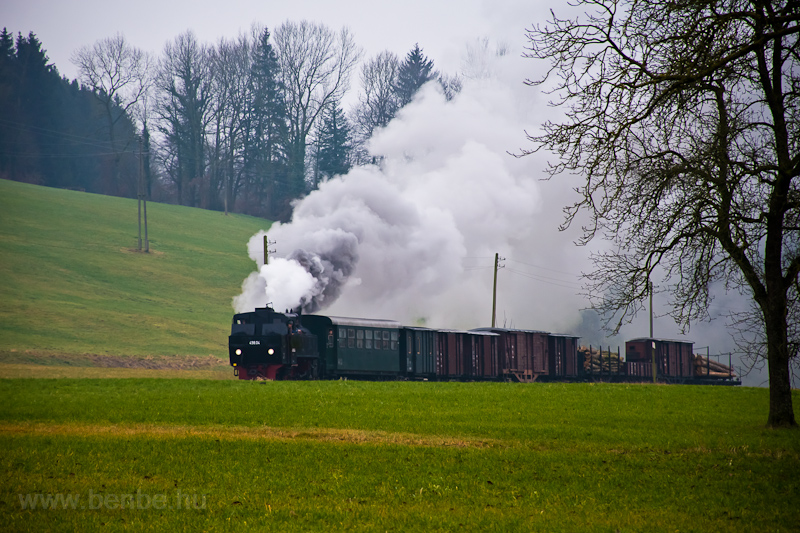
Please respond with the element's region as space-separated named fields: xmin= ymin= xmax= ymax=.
xmin=232 ymin=50 xmax=592 ymax=332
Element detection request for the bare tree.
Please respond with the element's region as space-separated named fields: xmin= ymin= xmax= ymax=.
xmin=209 ymin=33 xmax=253 ymax=212
xmin=352 ymin=50 xmax=400 ymax=145
xmin=154 ymin=31 xmax=214 ymax=206
xmin=461 ymin=37 xmax=509 ymax=80
xmin=273 ymin=20 xmax=361 ymax=219
xmin=71 ymin=33 xmax=152 ymax=193
xmin=522 ymin=0 xmax=799 ymax=427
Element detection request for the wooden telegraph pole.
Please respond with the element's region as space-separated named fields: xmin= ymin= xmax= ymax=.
xmin=650 ymin=280 xmax=657 ymax=383
xmin=263 ymin=235 xmax=275 ymax=265
xmin=142 ymin=148 xmax=149 ymax=253
xmin=137 ymin=137 xmax=143 ymax=251
xmin=491 ymin=253 xmax=500 ymax=328
xmin=137 ymin=136 xmax=150 ymax=253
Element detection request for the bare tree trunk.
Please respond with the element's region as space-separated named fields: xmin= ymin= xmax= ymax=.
xmin=765 ymin=302 xmax=796 ymax=427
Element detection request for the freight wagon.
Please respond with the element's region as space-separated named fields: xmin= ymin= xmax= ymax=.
xmin=625 ymin=338 xmax=695 ymax=381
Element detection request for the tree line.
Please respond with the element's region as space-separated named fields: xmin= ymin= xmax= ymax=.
xmin=0 ymin=24 xmax=458 ymax=221
xmin=0 ymin=30 xmax=140 ymax=196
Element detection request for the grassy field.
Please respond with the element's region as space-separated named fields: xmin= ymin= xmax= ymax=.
xmin=2 ymin=180 xmax=798 ymax=531
xmin=0 ymin=179 xmax=268 ymax=360
xmin=1 ymin=379 xmax=798 ymax=532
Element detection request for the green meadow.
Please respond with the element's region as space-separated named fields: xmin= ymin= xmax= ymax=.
xmin=1 ymin=180 xmax=798 ymax=531
xmin=0 ymin=179 xmax=267 ymax=360
xmin=1 ymin=380 xmax=798 ymax=532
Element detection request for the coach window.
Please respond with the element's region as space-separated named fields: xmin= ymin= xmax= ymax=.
xmin=365 ymin=330 xmax=373 ymax=349
xmin=356 ymin=329 xmax=364 ymax=349
xmin=391 ymin=331 xmax=398 ymax=351
xmin=338 ymin=328 xmax=347 ymax=349
xmin=327 ymin=329 xmax=334 ymax=349
xmin=348 ymin=328 xmax=355 ymax=349
xmin=382 ymin=330 xmax=390 ymax=350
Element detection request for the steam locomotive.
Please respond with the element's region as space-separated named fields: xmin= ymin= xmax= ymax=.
xmin=228 ymin=306 xmax=739 ymax=384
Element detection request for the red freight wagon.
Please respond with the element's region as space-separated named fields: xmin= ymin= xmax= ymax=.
xmin=548 ymin=334 xmax=581 ymax=378
xmin=472 ymin=328 xmax=549 ymax=382
xmin=435 ymin=330 xmax=500 ymax=380
xmin=459 ymin=330 xmax=499 ymax=379
xmin=471 ymin=330 xmax=500 ymax=379
xmin=436 ymin=330 xmax=463 ymax=378
xmin=626 ymin=338 xmax=694 ymax=379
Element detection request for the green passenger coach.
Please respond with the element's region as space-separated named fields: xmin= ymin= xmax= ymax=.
xmin=301 ymin=315 xmax=403 ymax=378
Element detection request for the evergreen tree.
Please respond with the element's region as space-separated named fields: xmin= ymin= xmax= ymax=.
xmin=0 ymin=30 xmax=137 ymax=193
xmin=395 ymin=44 xmax=436 ymax=107
xmin=315 ymin=103 xmax=352 ymax=183
xmin=245 ymin=27 xmax=289 ymax=217
xmin=0 ymin=28 xmax=13 ymax=59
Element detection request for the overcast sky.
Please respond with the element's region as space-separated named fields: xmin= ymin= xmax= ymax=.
xmin=3 ymin=0 xmax=547 ymax=84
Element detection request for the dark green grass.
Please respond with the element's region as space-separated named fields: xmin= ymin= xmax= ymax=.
xmin=1 ymin=379 xmax=796 ymax=451
xmin=1 ymin=380 xmax=798 ymax=531
xmin=0 ymin=179 xmax=268 ymax=357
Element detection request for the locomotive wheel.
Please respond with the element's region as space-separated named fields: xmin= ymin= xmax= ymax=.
xmin=275 ymin=365 xmax=290 ymax=380
xmin=295 ymin=359 xmax=319 ymax=380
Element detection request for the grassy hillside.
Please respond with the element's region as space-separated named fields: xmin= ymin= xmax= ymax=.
xmin=0 ymin=179 xmax=269 ymax=359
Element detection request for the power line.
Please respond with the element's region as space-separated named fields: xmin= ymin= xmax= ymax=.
xmin=0 ymin=117 xmax=124 ymax=151
xmin=506 ymin=257 xmax=582 ymax=277
xmin=504 ymin=267 xmax=583 ymax=290
xmin=463 ymin=255 xmax=583 ymax=290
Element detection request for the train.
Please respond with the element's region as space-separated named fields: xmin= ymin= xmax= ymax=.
xmin=228 ymin=306 xmax=740 ymax=384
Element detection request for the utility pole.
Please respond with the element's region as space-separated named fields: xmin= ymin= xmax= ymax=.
xmin=492 ymin=253 xmax=504 ymax=328
xmin=650 ymin=280 xmax=657 ymax=383
xmin=649 ymin=280 xmax=654 ymax=338
xmin=137 ymin=136 xmax=150 ymax=252
xmin=142 ymin=138 xmax=149 ymax=253
xmin=137 ymin=137 xmax=143 ymax=251
xmin=263 ymin=235 xmax=276 ymax=266
xmin=143 ymin=189 xmax=149 ymax=253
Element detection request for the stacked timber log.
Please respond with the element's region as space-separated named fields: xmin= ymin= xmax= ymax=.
xmin=693 ymin=354 xmax=736 ymax=378
xmin=579 ymin=346 xmax=623 ymax=373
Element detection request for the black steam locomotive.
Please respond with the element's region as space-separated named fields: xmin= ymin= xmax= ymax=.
xmin=228 ymin=306 xmax=739 ymax=384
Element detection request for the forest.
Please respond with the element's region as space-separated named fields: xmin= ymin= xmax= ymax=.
xmin=0 ymin=25 xmax=460 ymax=221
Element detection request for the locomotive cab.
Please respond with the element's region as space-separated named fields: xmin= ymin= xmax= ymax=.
xmin=229 ymin=306 xmax=318 ymax=380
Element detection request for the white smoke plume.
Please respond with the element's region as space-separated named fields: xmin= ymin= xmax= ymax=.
xmin=232 ymin=50 xmax=592 ymax=333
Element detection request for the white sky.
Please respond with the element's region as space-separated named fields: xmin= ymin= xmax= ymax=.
xmin=2 ymin=0 xmax=547 ymax=84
